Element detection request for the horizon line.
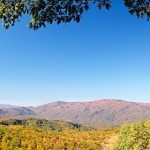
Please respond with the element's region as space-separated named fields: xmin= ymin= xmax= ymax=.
xmin=0 ymin=98 xmax=150 ymax=107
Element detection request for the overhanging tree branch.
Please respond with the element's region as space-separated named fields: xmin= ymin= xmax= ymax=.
xmin=124 ymin=0 xmax=150 ymax=20
xmin=0 ymin=0 xmax=149 ymax=30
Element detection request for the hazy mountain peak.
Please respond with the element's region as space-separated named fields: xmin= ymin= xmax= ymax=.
xmin=0 ymin=104 xmax=18 ymax=108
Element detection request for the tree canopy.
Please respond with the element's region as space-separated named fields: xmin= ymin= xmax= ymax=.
xmin=0 ymin=0 xmax=150 ymax=30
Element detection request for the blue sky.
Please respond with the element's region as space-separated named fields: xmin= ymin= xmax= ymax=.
xmin=0 ymin=1 xmax=150 ymax=106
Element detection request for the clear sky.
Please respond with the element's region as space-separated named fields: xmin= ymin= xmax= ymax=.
xmin=0 ymin=1 xmax=150 ymax=106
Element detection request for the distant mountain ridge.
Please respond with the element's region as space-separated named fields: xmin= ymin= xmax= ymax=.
xmin=0 ymin=107 xmax=36 ymax=118
xmin=1 ymin=99 xmax=150 ymax=128
xmin=0 ymin=104 xmax=18 ymax=108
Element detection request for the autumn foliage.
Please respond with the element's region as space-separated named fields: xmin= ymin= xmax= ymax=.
xmin=0 ymin=118 xmax=150 ymax=149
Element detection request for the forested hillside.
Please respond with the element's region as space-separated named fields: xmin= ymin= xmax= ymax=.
xmin=0 ymin=118 xmax=94 ymax=131
xmin=0 ymin=118 xmax=150 ymax=149
xmin=32 ymin=99 xmax=150 ymax=128
xmin=0 ymin=107 xmax=36 ymax=118
xmin=0 ymin=122 xmax=116 ymax=150
xmin=1 ymin=99 xmax=150 ymax=129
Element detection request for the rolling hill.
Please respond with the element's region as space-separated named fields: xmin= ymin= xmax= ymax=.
xmin=31 ymin=99 xmax=150 ymax=128
xmin=0 ymin=107 xmax=36 ymax=118
xmin=1 ymin=99 xmax=150 ymax=128
xmin=0 ymin=118 xmax=94 ymax=131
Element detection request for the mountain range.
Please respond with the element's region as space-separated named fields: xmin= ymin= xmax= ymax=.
xmin=1 ymin=99 xmax=150 ymax=128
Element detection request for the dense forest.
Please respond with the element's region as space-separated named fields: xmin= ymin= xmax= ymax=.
xmin=0 ymin=118 xmax=94 ymax=131
xmin=0 ymin=118 xmax=150 ymax=149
